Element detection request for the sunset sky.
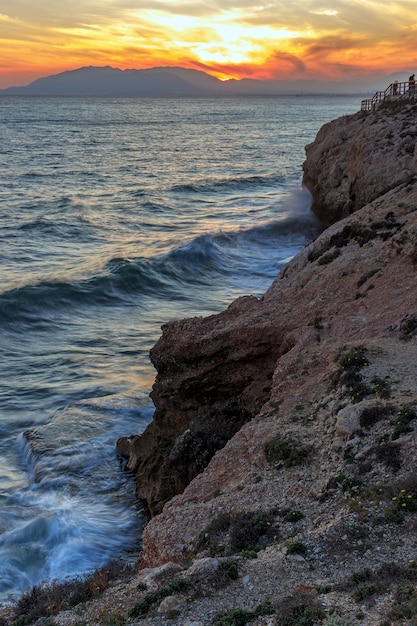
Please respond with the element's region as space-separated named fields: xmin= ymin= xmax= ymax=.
xmin=1 ymin=0 xmax=416 ymax=88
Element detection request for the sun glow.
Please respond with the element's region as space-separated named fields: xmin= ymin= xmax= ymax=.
xmin=0 ymin=0 xmax=416 ymax=88
xmin=123 ymin=8 xmax=302 ymax=69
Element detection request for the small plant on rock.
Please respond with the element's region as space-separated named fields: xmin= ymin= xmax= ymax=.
xmin=391 ymin=488 xmax=417 ymax=512
xmin=333 ymin=345 xmax=370 ymax=403
xmin=264 ymin=434 xmax=312 ymax=467
xmin=218 ymin=559 xmax=239 ymax=581
xmin=337 ymin=346 xmax=369 ymax=371
xmin=370 ymin=376 xmax=391 ymax=398
xmin=352 ymin=582 xmax=377 ymax=602
xmin=389 ymin=582 xmax=417 ymax=622
xmin=129 ymin=592 xmax=158 ymax=618
xmin=197 ymin=510 xmax=278 ymax=557
xmin=391 ymin=406 xmax=416 ymax=440
xmin=213 ymin=608 xmax=253 ymax=626
xmin=283 ymin=510 xmax=304 ymax=523
xmin=321 ymin=615 xmax=354 ymax=626
xmin=333 ymin=473 xmax=361 ymax=495
xmin=359 ymin=403 xmax=393 ymax=429
xmin=286 ymin=541 xmax=307 ymax=556
xmin=274 ymin=593 xmax=325 ymax=626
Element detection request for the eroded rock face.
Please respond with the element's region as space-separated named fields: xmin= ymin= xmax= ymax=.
xmin=118 ymin=100 xmax=417 ymax=525
xmin=302 ymin=101 xmax=417 ymax=224
xmin=117 ymin=295 xmax=291 ymax=515
xmin=139 ymin=182 xmax=417 ymax=567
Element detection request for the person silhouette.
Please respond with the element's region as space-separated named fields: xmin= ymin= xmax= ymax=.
xmin=409 ymin=74 xmax=415 ymax=95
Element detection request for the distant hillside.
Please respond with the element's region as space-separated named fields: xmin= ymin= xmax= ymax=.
xmin=0 ymin=66 xmax=224 ymax=97
xmin=0 ymin=65 xmax=413 ymax=96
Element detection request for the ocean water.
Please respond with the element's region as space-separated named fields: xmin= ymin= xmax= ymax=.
xmin=0 ymin=94 xmax=359 ymax=600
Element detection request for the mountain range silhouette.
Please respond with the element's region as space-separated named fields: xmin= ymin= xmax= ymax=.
xmin=0 ymin=65 xmax=412 ymax=96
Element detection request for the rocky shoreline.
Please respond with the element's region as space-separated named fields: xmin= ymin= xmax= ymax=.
xmin=4 ymin=98 xmax=417 ymax=625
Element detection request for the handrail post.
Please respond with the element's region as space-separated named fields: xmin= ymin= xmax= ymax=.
xmin=361 ymin=80 xmax=414 ymax=111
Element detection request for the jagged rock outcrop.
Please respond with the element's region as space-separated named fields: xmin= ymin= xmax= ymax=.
xmin=117 ymin=295 xmax=292 ymax=515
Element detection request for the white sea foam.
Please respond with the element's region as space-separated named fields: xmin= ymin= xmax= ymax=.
xmin=0 ymin=94 xmax=360 ymax=599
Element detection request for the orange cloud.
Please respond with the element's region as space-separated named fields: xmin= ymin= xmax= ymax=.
xmin=0 ymin=1 xmax=417 ymax=88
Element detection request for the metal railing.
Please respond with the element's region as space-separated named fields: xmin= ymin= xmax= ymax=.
xmin=361 ymin=81 xmax=416 ymax=111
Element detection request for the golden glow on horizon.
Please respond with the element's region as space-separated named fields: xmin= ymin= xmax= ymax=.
xmin=0 ymin=0 xmax=416 ymax=88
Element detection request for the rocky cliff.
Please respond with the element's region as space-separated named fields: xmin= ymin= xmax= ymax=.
xmin=100 ymin=99 xmax=417 ymax=626
xmin=118 ymin=98 xmax=417 ymax=517
xmin=302 ymin=99 xmax=416 ymax=225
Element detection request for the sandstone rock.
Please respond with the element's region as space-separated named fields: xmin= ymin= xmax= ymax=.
xmin=335 ymin=404 xmax=362 ymax=437
xmin=157 ymin=595 xmax=183 ymax=614
xmin=134 ymin=102 xmax=417 ymax=569
xmin=302 ymin=100 xmax=417 ymax=224
xmin=184 ymin=557 xmax=220 ymax=579
xmin=117 ymin=294 xmax=289 ymax=514
xmin=140 ymin=562 xmax=182 ymax=589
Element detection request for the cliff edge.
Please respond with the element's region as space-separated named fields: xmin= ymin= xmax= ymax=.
xmin=49 ymin=99 xmax=417 ymax=626
xmin=302 ymin=100 xmax=416 ymax=225
xmin=118 ymin=99 xmax=417 ymax=518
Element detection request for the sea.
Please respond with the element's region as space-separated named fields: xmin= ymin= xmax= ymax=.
xmin=0 ymin=94 xmax=360 ymax=601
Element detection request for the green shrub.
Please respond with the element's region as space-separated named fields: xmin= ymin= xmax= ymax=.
xmin=391 ymin=406 xmax=416 ymax=440
xmin=389 ymin=591 xmax=417 ymax=621
xmin=219 ymin=559 xmax=239 ymax=581
xmin=286 ymin=541 xmax=307 ymax=556
xmin=229 ymin=511 xmax=275 ymax=553
xmin=391 ymin=488 xmax=417 ymax=512
xmin=283 ymin=510 xmax=304 ymax=523
xmin=213 ymin=608 xmax=253 ymax=626
xmin=264 ymin=434 xmax=312 ymax=467
xmin=129 ymin=575 xmax=191 ymax=616
xmin=352 ymin=583 xmax=377 ymax=602
xmin=395 ymin=583 xmax=415 ymax=601
xmin=254 ymin=600 xmax=275 ymax=616
xmin=198 ymin=509 xmax=278 ymax=556
xmin=274 ymin=594 xmax=325 ymax=626
xmin=337 ymin=346 xmax=369 ymax=371
xmin=334 ymin=346 xmax=371 ymax=403
xmin=347 ymin=568 xmax=372 ymax=587
xmin=128 ymin=592 xmax=158 ymax=617
xmin=370 ymin=376 xmax=391 ymax=398
xmin=321 ymin=615 xmax=354 ymax=626
xmin=333 ymin=473 xmax=361 ymax=495
xmin=383 ymin=503 xmax=405 ymax=524
xmin=168 ymin=577 xmax=190 ymax=593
